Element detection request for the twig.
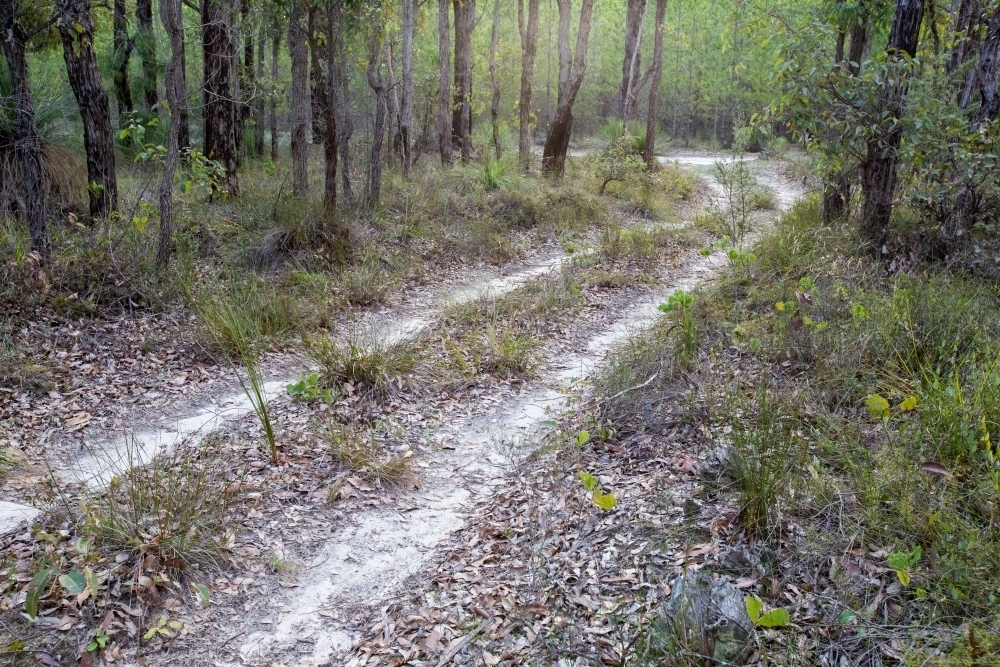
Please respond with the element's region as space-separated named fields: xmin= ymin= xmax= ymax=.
xmin=220 ymin=629 xmax=246 ymax=648
xmin=435 ymin=623 xmax=487 ymax=667
xmin=603 ymin=362 xmax=665 ymax=405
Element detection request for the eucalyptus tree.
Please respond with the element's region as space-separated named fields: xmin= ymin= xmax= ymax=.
xmin=203 ymin=0 xmax=240 ymax=196
xmin=287 ymin=0 xmax=309 ymax=198
xmin=112 ymin=0 xmax=133 ymax=118
xmin=452 ymin=0 xmax=475 ymax=163
xmin=517 ymin=0 xmax=540 ymax=170
xmin=643 ymin=0 xmax=666 ymax=168
xmin=541 ymin=0 xmax=596 ymax=175
xmin=57 ymin=0 xmax=118 ymax=217
xmin=401 ymin=0 xmax=414 ymax=177
xmin=620 ymin=0 xmax=647 ymax=121
xmin=136 ymin=0 xmax=158 ymax=111
xmin=158 ymin=0 xmax=185 ymax=268
xmin=438 ymin=0 xmax=452 ymax=165
xmin=0 ymin=0 xmax=47 ymax=258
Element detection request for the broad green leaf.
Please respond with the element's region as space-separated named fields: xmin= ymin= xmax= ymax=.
xmin=25 ymin=567 xmax=57 ymax=620
xmin=757 ymin=608 xmax=791 ymax=627
xmin=576 ymin=430 xmax=590 ymax=445
xmin=899 ymin=396 xmax=918 ymax=411
xmin=592 ymin=491 xmax=617 ymax=510
xmin=577 ymin=471 xmax=599 ymax=492
xmin=745 ymin=595 xmax=764 ymax=623
xmin=896 ymin=570 xmax=911 ymax=586
xmin=865 ymin=394 xmax=890 ymax=419
xmin=59 ymin=570 xmax=86 ymax=596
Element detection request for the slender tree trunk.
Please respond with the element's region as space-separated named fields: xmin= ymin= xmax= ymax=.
xmin=542 ymin=0 xmax=596 ymax=175
xmin=452 ymin=0 xmax=475 ymax=163
xmin=58 ymin=0 xmax=118 ymax=218
xmin=178 ymin=26 xmax=190 ymax=149
xmin=438 ymin=0 xmax=453 ymax=165
xmin=332 ymin=19 xmax=354 ymax=206
xmin=366 ymin=37 xmax=388 ymax=208
xmin=972 ymin=8 xmax=1000 ymax=124
xmin=136 ymin=0 xmax=159 ymax=111
xmin=239 ymin=0 xmax=255 ymax=160
xmin=288 ymin=3 xmax=309 ymax=197
xmin=0 ymin=0 xmax=48 ymax=259
xmin=860 ymin=0 xmax=924 ymax=251
xmin=310 ymin=44 xmax=323 ymax=143
xmin=158 ymin=0 xmax=185 ymax=269
xmin=401 ymin=0 xmax=414 ymax=178
xmin=203 ymin=0 xmax=240 ymax=196
xmin=643 ymin=0 xmax=665 ymax=168
xmin=322 ymin=5 xmax=338 ymax=209
xmin=270 ymin=30 xmax=280 ymax=161
xmin=255 ymin=31 xmax=265 ymax=156
xmin=517 ymin=0 xmax=540 ymax=170
xmin=621 ymin=0 xmax=647 ymax=121
xmin=386 ymin=44 xmax=403 ymax=166
xmin=112 ymin=0 xmax=134 ymax=120
xmin=488 ymin=0 xmax=502 ymax=160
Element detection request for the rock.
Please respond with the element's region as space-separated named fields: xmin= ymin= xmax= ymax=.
xmin=657 ymin=570 xmax=753 ymax=665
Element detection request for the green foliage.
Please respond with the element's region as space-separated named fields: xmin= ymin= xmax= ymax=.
xmin=286 ymin=372 xmax=335 ymax=404
xmin=577 ymin=470 xmax=617 ymax=510
xmin=659 ymin=290 xmax=698 ymax=369
xmin=745 ymin=595 xmax=791 ymax=628
xmin=307 ymin=327 xmax=418 ymax=395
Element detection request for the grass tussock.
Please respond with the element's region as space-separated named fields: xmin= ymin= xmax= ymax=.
xmin=328 ymin=421 xmax=411 ymax=483
xmin=307 ymin=327 xmax=418 ymax=396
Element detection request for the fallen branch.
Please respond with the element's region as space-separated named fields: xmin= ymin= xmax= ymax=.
xmin=435 ymin=623 xmax=488 ymax=666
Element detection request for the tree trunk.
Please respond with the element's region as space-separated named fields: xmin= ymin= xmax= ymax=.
xmin=517 ymin=0 xmax=540 ymax=170
xmin=203 ymin=0 xmax=240 ymax=196
xmin=860 ymin=0 xmax=924 ymax=251
xmin=255 ymin=30 xmax=265 ymax=156
xmin=178 ymin=26 xmax=190 ymax=149
xmin=308 ymin=5 xmax=337 ymax=209
xmin=488 ymin=0 xmax=502 ymax=160
xmin=288 ymin=3 xmax=309 ymax=198
xmin=621 ymin=0 xmax=647 ymax=121
xmin=542 ymin=0 xmax=596 ymax=175
xmin=972 ymin=8 xmax=1000 ymax=124
xmin=438 ymin=0 xmax=453 ymax=165
xmin=948 ymin=0 xmax=981 ymax=73
xmin=0 ymin=0 xmax=48 ymax=259
xmin=239 ymin=0 xmax=255 ymax=161
xmin=366 ymin=37 xmax=388 ymax=208
xmin=401 ymin=0 xmax=415 ymax=178
xmin=270 ymin=30 xmax=280 ymax=161
xmin=58 ymin=0 xmax=118 ymax=218
xmin=452 ymin=0 xmax=475 ymax=163
xmin=332 ymin=20 xmax=354 ymax=206
xmin=112 ymin=0 xmax=134 ymax=120
xmin=158 ymin=0 xmax=184 ymax=269
xmin=386 ymin=45 xmax=403 ymax=166
xmin=136 ymin=0 xmax=159 ymax=111
xmin=556 ymin=0 xmax=570 ymax=109
xmin=323 ymin=5 xmax=339 ymax=209
xmin=643 ymin=0 xmax=665 ymax=168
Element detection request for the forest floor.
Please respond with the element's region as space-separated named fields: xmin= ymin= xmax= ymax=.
xmin=1 ymin=152 xmax=807 ymax=667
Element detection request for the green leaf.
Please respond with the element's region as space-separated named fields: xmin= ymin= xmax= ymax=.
xmin=25 ymin=567 xmax=57 ymax=620
xmin=745 ymin=595 xmax=763 ymax=623
xmin=896 ymin=570 xmax=911 ymax=586
xmin=191 ymin=583 xmax=211 ymax=608
xmin=59 ymin=570 xmax=86 ymax=595
xmin=899 ymin=395 xmax=918 ymax=411
xmin=835 ymin=610 xmax=856 ymax=626
xmin=577 ymin=471 xmax=599 ymax=492
xmin=538 ymin=419 xmax=558 ymax=427
xmin=865 ymin=394 xmax=890 ymax=419
xmin=576 ymin=430 xmax=590 ymax=445
xmin=592 ymin=491 xmax=617 ymax=510
xmin=757 ymin=608 xmax=791 ymax=627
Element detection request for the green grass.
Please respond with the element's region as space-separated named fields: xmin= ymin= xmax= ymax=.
xmin=307 ymin=327 xmax=418 ymax=396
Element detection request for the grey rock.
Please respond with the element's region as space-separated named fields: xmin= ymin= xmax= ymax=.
xmin=657 ymin=570 xmax=753 ymax=665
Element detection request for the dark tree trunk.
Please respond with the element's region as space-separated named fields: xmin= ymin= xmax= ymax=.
xmin=620 ymin=0 xmax=647 ymax=121
xmin=332 ymin=25 xmax=354 ymax=206
xmin=438 ymin=0 xmax=453 ymax=165
xmin=203 ymin=0 xmax=240 ymax=196
xmin=366 ymin=37 xmax=387 ymax=208
xmin=488 ymin=0 xmax=502 ymax=160
xmin=860 ymin=0 xmax=924 ymax=251
xmin=386 ymin=45 xmax=403 ymax=166
xmin=643 ymin=0 xmax=665 ymax=168
xmin=0 ymin=0 xmax=48 ymax=259
xmin=178 ymin=25 xmax=190 ymax=150
xmin=255 ymin=34 xmax=265 ymax=157
xmin=158 ymin=0 xmax=184 ymax=269
xmin=542 ymin=0 xmax=596 ymax=175
xmin=136 ymin=0 xmax=159 ymax=111
xmin=452 ymin=0 xmax=475 ymax=163
xmin=237 ymin=0 xmax=254 ymax=161
xmin=401 ymin=0 xmax=414 ymax=178
xmin=972 ymin=8 xmax=1000 ymax=124
xmin=517 ymin=0 xmax=540 ymax=170
xmin=289 ymin=4 xmax=309 ymax=198
xmin=308 ymin=5 xmax=338 ymax=209
xmin=948 ymin=0 xmax=981 ymax=74
xmin=112 ymin=0 xmax=134 ymax=120
xmin=270 ymin=29 xmax=280 ymax=162
xmin=556 ymin=0 xmax=571 ymax=108
xmin=58 ymin=0 xmax=118 ymax=218
xmin=310 ymin=44 xmax=323 ymax=144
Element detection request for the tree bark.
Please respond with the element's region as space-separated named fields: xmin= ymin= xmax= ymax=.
xmin=972 ymin=8 xmax=1000 ymax=124
xmin=643 ymin=0 xmax=665 ymax=168
xmin=203 ymin=0 xmax=240 ymax=196
xmin=556 ymin=0 xmax=570 ymax=108
xmin=112 ymin=0 xmax=134 ymax=120
xmin=401 ymin=0 xmax=415 ymax=177
xmin=323 ymin=6 xmax=338 ymax=209
xmin=255 ymin=28 xmax=265 ymax=157
xmin=860 ymin=0 xmax=924 ymax=252
xmin=238 ymin=0 xmax=255 ymax=161
xmin=438 ymin=0 xmax=453 ymax=165
xmin=452 ymin=0 xmax=475 ymax=163
xmin=270 ymin=29 xmax=280 ymax=162
xmin=366 ymin=37 xmax=388 ymax=208
xmin=308 ymin=5 xmax=337 ymax=209
xmin=620 ymin=0 xmax=647 ymax=121
xmin=158 ymin=0 xmax=184 ymax=269
xmin=332 ymin=23 xmax=354 ymax=207
xmin=58 ymin=0 xmax=118 ymax=218
xmin=288 ymin=3 xmax=309 ymax=198
xmin=136 ymin=0 xmax=159 ymax=111
xmin=948 ymin=0 xmax=981 ymax=73
xmin=0 ymin=0 xmax=48 ymax=259
xmin=542 ymin=0 xmax=596 ymax=175
xmin=517 ymin=0 xmax=540 ymax=170
xmin=178 ymin=25 xmax=190 ymax=149
xmin=488 ymin=0 xmax=502 ymax=160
